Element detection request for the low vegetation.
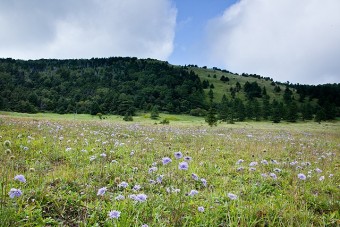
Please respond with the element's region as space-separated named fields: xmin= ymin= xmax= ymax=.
xmin=1 ymin=113 xmax=339 ymax=226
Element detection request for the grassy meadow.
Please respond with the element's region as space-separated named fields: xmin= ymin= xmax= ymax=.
xmin=0 ymin=112 xmax=339 ymax=226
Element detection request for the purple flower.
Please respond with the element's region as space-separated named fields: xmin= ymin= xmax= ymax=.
xmin=201 ymin=178 xmax=207 ymax=187
xmin=174 ymin=151 xmax=183 ymax=159
xmin=315 ymin=168 xmax=322 ymax=173
xmin=136 ymin=193 xmax=147 ymax=202
xmin=141 ymin=225 xmax=149 ymax=227
xmin=319 ymin=176 xmax=325 ymax=181
xmin=97 ymin=187 xmax=107 ymax=196
xmin=228 ymin=193 xmax=238 ymax=200
xmin=148 ymin=167 xmax=158 ymax=173
xmin=188 ymin=190 xmax=199 ymax=196
xmin=115 ymin=195 xmax=125 ymax=200
xmin=130 ymin=193 xmax=147 ymax=202
xmin=298 ymin=173 xmax=307 ymax=180
xmin=133 ymin=185 xmax=141 ymax=191
xmin=178 ymin=161 xmax=188 ymax=170
xmin=198 ymin=206 xmax=205 ymax=212
xmin=156 ymin=175 xmax=164 ymax=183
xmin=108 ymin=210 xmax=121 ymax=219
xmin=249 ymin=161 xmax=258 ymax=167
xmin=184 ymin=156 xmax=192 ymax=161
xmin=261 ymin=160 xmax=268 ymax=165
xmin=9 ymin=188 xmax=22 ymax=198
xmin=14 ymin=175 xmax=26 ymax=183
xmin=236 ymin=159 xmax=244 ymax=165
xmin=273 ymin=168 xmax=281 ymax=173
xmin=118 ymin=181 xmax=129 ymax=188
xmin=269 ymin=173 xmax=277 ymax=180
xmin=192 ymin=173 xmax=199 ymax=181
xmin=162 ymin=157 xmax=172 ymax=165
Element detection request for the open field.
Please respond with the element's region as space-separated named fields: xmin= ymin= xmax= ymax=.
xmin=0 ymin=113 xmax=339 ymax=226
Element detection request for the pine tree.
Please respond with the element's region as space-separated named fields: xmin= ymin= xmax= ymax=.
xmin=286 ymin=102 xmax=298 ymax=122
xmin=205 ymin=106 xmax=218 ymax=127
xmin=271 ymin=99 xmax=281 ymax=123
xmin=150 ymin=106 xmax=159 ymax=119
xmin=218 ymin=94 xmax=229 ymax=122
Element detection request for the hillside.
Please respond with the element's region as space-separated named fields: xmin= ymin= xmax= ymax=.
xmin=0 ymin=57 xmax=339 ymax=122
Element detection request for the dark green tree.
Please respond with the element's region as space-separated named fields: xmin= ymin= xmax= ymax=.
xmin=218 ymin=94 xmax=229 ymax=122
xmin=271 ymin=99 xmax=281 ymax=123
xmin=286 ymin=102 xmax=298 ymax=122
xmin=150 ymin=106 xmax=160 ymax=119
xmin=205 ymin=106 xmax=217 ymax=127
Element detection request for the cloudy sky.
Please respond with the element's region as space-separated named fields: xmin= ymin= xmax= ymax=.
xmin=0 ymin=0 xmax=339 ymax=85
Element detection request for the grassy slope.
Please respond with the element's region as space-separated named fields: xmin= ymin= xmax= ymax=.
xmin=191 ymin=67 xmax=298 ymax=103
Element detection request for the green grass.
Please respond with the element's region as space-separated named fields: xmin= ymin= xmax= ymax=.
xmin=0 ymin=113 xmax=339 ymax=226
xmin=191 ymin=67 xmax=300 ymax=103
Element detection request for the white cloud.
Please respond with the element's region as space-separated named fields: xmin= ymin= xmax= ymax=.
xmin=0 ymin=0 xmax=177 ymax=60
xmin=207 ymin=0 xmax=340 ymax=84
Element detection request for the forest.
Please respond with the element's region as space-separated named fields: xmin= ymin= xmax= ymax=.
xmin=0 ymin=57 xmax=339 ymax=123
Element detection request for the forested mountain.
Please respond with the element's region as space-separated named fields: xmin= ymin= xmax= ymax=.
xmin=0 ymin=57 xmax=204 ymax=115
xmin=0 ymin=57 xmax=339 ymax=122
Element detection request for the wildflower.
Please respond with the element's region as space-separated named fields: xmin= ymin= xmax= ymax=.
xmin=261 ymin=173 xmax=268 ymax=178
xmin=315 ymin=168 xmax=322 ymax=173
xmin=290 ymin=161 xmax=298 ymax=166
xmin=118 ymin=181 xmax=128 ymax=188
xmin=9 ymin=188 xmax=22 ymax=198
xmin=65 ymin=147 xmax=72 ymax=152
xmin=149 ymin=179 xmax=156 ymax=184
xmin=249 ymin=162 xmax=258 ymax=167
xmin=198 ymin=206 xmax=205 ymax=212
xmin=319 ymin=176 xmax=325 ymax=181
xmin=108 ymin=210 xmax=121 ymax=219
xmin=249 ymin=167 xmax=256 ymax=171
xmin=192 ymin=173 xmax=199 ymax=181
xmin=100 ymin=153 xmax=107 ymax=157
xmin=237 ymin=167 xmax=244 ymax=172
xmin=273 ymin=168 xmax=281 ymax=173
xmin=115 ymin=194 xmax=125 ymax=200
xmin=133 ymin=185 xmax=141 ymax=191
xmin=178 ymin=161 xmax=188 ymax=170
xmin=97 ymin=187 xmax=107 ymax=196
xmin=141 ymin=224 xmax=149 ymax=227
xmin=188 ymin=190 xmax=199 ymax=196
xmin=90 ymin=155 xmax=96 ymax=161
xmin=261 ymin=160 xmax=268 ymax=165
xmin=174 ymin=151 xmax=183 ymax=159
xmin=201 ymin=178 xmax=207 ymax=187
xmin=228 ymin=193 xmax=238 ymax=200
xmin=269 ymin=173 xmax=277 ymax=180
xmin=236 ymin=159 xmax=244 ymax=165
xmin=162 ymin=157 xmax=172 ymax=165
xmin=271 ymin=159 xmax=279 ymax=164
xmin=156 ymin=175 xmax=163 ymax=183
xmin=136 ymin=193 xmax=147 ymax=202
xmin=14 ymin=175 xmax=26 ymax=183
xmin=184 ymin=156 xmax=192 ymax=161
xmin=329 ymin=174 xmax=334 ymax=178
xmin=148 ymin=167 xmax=158 ymax=173
xmin=298 ymin=173 xmax=307 ymax=180
xmin=130 ymin=150 xmax=135 ymax=156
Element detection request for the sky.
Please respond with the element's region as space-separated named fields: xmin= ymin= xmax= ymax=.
xmin=0 ymin=0 xmax=339 ymax=85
